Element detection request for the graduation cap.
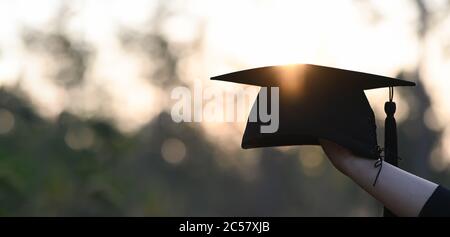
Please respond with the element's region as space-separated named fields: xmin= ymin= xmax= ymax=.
xmin=211 ymin=64 xmax=415 ymax=217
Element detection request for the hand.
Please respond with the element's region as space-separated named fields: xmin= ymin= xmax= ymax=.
xmin=319 ymin=139 xmax=356 ymax=175
xmin=320 ymin=138 xmax=438 ymax=217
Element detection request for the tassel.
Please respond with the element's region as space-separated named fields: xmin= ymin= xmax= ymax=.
xmin=384 ymin=87 xmax=398 ymax=167
xmin=383 ymin=87 xmax=398 ymax=217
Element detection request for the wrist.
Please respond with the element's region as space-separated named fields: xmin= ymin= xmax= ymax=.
xmin=337 ymin=154 xmax=363 ymax=177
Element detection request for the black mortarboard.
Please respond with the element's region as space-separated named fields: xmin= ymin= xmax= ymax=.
xmin=212 ymin=64 xmax=414 ymax=158
xmin=211 ymin=64 xmax=415 ymax=216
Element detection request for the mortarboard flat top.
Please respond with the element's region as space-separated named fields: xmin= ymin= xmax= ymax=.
xmin=211 ymin=64 xmax=415 ymax=159
xmin=211 ymin=64 xmax=415 ymax=89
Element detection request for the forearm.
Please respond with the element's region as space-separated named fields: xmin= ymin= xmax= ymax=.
xmin=341 ymin=156 xmax=438 ymax=217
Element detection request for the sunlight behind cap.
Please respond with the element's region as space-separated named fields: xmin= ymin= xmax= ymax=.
xmin=274 ymin=64 xmax=306 ymax=95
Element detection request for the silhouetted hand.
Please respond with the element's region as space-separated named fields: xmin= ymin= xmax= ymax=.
xmin=319 ymin=139 xmax=438 ymax=217
xmin=319 ymin=139 xmax=355 ymax=175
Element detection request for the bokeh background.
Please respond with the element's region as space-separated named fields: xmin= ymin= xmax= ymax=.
xmin=0 ymin=0 xmax=449 ymax=216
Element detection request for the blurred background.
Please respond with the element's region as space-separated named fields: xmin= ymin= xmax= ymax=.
xmin=0 ymin=0 xmax=449 ymax=216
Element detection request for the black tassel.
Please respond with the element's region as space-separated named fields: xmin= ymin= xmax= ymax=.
xmin=383 ymin=87 xmax=398 ymax=217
